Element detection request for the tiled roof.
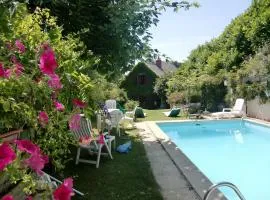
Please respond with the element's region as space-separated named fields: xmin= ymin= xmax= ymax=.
xmin=145 ymin=61 xmax=177 ymax=77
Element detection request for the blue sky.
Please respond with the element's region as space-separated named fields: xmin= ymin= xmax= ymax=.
xmin=150 ymin=0 xmax=252 ymax=62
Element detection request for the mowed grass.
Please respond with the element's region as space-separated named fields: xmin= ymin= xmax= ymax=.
xmin=61 ymin=129 xmax=163 ymax=200
xmin=59 ymin=109 xmax=185 ymax=200
xmin=135 ymin=109 xmax=185 ymax=122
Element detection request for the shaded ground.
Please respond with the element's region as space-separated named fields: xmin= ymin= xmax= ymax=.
xmin=61 ymin=129 xmax=163 ymax=200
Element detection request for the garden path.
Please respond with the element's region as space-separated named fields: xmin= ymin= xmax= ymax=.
xmin=136 ymin=122 xmax=200 ymax=200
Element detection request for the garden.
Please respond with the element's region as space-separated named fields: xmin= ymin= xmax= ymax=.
xmin=1 ymin=0 xmax=270 ymax=199
xmin=0 ymin=1 xmax=198 ymax=199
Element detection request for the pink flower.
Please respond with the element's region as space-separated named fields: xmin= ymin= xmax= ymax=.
xmin=72 ymin=98 xmax=87 ymax=108
xmin=24 ymin=152 xmax=48 ymax=175
xmin=0 ymin=63 xmax=6 ymax=78
xmin=54 ymin=101 xmax=65 ymax=111
xmin=1 ymin=194 xmax=14 ymax=200
xmin=15 ymin=40 xmax=25 ymax=53
xmin=69 ymin=114 xmax=81 ymax=131
xmin=48 ymin=74 xmax=63 ymax=90
xmin=4 ymin=69 xmax=11 ymax=78
xmin=38 ymin=111 xmax=49 ymax=127
xmin=53 ymin=178 xmax=74 ymax=200
xmin=0 ymin=63 xmax=11 ymax=78
xmin=15 ymin=140 xmax=40 ymax=154
xmin=14 ymin=62 xmax=24 ymax=76
xmin=0 ymin=143 xmax=16 ymax=171
xmin=39 ymin=47 xmax=58 ymax=76
xmin=98 ymin=134 xmax=105 ymax=144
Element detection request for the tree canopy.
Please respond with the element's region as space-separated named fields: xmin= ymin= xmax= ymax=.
xmin=25 ymin=0 xmax=198 ymax=78
xmin=166 ymin=0 xmax=270 ymax=111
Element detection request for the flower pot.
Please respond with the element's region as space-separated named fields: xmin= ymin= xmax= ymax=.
xmin=0 ymin=129 xmax=23 ymax=143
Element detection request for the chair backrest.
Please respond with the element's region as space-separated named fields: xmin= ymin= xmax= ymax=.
xmin=71 ymin=115 xmax=92 ymax=140
xmin=108 ymin=109 xmax=123 ymax=127
xmin=105 ymin=99 xmax=117 ymax=109
xmin=169 ymin=108 xmax=180 ymax=117
xmin=232 ymin=98 xmax=244 ymax=111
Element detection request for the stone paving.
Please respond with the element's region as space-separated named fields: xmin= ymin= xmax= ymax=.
xmin=135 ymin=122 xmax=200 ymax=200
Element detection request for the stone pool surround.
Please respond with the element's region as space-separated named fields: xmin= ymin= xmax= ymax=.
xmin=146 ymin=118 xmax=269 ymax=200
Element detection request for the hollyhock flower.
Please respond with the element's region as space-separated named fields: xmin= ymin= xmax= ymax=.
xmin=53 ymin=178 xmax=74 ymax=200
xmin=72 ymin=98 xmax=87 ymax=108
xmin=0 ymin=63 xmax=6 ymax=78
xmin=54 ymin=101 xmax=65 ymax=111
xmin=69 ymin=114 xmax=81 ymax=131
xmin=14 ymin=62 xmax=24 ymax=76
xmin=38 ymin=111 xmax=49 ymax=127
xmin=0 ymin=143 xmax=16 ymax=171
xmin=15 ymin=40 xmax=26 ymax=53
xmin=98 ymin=134 xmax=105 ymax=145
xmin=48 ymin=74 xmax=63 ymax=90
xmin=1 ymin=194 xmax=14 ymax=200
xmin=4 ymin=69 xmax=12 ymax=78
xmin=39 ymin=47 xmax=58 ymax=76
xmin=15 ymin=140 xmax=40 ymax=154
xmin=24 ymin=152 xmax=48 ymax=175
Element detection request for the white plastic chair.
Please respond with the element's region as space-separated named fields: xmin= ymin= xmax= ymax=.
xmin=105 ymin=99 xmax=117 ymax=109
xmin=105 ymin=109 xmax=123 ymax=136
xmin=71 ymin=115 xmax=114 ymax=168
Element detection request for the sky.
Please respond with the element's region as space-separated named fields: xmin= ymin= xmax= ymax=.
xmin=150 ymin=0 xmax=252 ymax=62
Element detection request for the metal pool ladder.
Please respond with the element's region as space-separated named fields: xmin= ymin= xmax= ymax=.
xmin=203 ymin=181 xmax=246 ymax=200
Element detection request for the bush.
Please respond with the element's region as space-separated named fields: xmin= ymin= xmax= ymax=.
xmin=167 ymin=92 xmax=186 ymax=107
xmin=124 ymin=100 xmax=139 ymax=111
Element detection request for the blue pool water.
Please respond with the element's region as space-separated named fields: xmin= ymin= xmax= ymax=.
xmin=158 ymin=120 xmax=270 ymax=200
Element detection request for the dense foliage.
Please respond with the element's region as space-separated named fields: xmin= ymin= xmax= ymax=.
xmin=26 ymin=0 xmax=198 ymax=78
xmin=0 ymin=4 xmax=126 ymax=170
xmin=167 ymin=0 xmax=270 ymax=111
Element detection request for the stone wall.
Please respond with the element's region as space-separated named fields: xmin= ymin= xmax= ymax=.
xmin=247 ymin=98 xmax=270 ymax=121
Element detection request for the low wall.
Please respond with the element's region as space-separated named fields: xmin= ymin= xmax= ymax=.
xmin=247 ymin=98 xmax=270 ymax=121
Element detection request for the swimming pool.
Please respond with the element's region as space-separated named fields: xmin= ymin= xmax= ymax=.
xmin=157 ymin=119 xmax=270 ymax=200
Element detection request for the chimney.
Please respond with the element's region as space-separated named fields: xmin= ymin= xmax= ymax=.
xmin=156 ymin=57 xmax=162 ymax=68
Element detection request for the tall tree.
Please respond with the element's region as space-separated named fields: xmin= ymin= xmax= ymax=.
xmin=26 ymin=0 xmax=198 ymax=78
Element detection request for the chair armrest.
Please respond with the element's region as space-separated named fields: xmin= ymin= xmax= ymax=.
xmin=222 ymin=108 xmax=232 ymax=112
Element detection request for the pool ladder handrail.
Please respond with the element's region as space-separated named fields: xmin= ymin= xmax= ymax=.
xmin=203 ymin=181 xmax=246 ymax=200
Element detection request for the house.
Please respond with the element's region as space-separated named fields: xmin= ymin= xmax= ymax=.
xmin=121 ymin=58 xmax=178 ymax=109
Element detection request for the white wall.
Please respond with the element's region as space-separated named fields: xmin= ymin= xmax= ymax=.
xmin=247 ymin=97 xmax=270 ymax=121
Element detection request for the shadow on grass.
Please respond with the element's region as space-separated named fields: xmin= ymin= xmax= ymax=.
xmin=59 ymin=129 xmax=163 ymax=200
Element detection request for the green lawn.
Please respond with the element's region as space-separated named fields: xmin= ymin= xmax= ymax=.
xmin=61 ymin=129 xmax=163 ymax=200
xmin=135 ymin=109 xmax=185 ymax=122
xmin=59 ymin=109 xmax=186 ymax=200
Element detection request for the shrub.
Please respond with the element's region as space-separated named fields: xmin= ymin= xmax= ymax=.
xmin=167 ymin=92 xmax=186 ymax=107
xmin=124 ymin=100 xmax=139 ymax=111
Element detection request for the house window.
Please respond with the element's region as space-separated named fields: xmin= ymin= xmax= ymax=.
xmin=137 ymin=74 xmax=146 ymax=85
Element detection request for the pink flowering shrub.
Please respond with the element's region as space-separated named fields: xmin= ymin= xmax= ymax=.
xmin=69 ymin=114 xmax=81 ymax=131
xmin=53 ymin=178 xmax=74 ymax=200
xmin=0 ymin=140 xmax=74 ymax=199
xmin=72 ymin=99 xmax=87 ymax=108
xmin=39 ymin=46 xmax=58 ymax=76
xmin=0 ymin=143 xmax=16 ymax=171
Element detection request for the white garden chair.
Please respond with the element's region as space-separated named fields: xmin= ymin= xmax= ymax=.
xmin=105 ymin=99 xmax=117 ymax=109
xmin=211 ymin=98 xmax=245 ymax=119
xmin=71 ymin=115 xmax=115 ymax=168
